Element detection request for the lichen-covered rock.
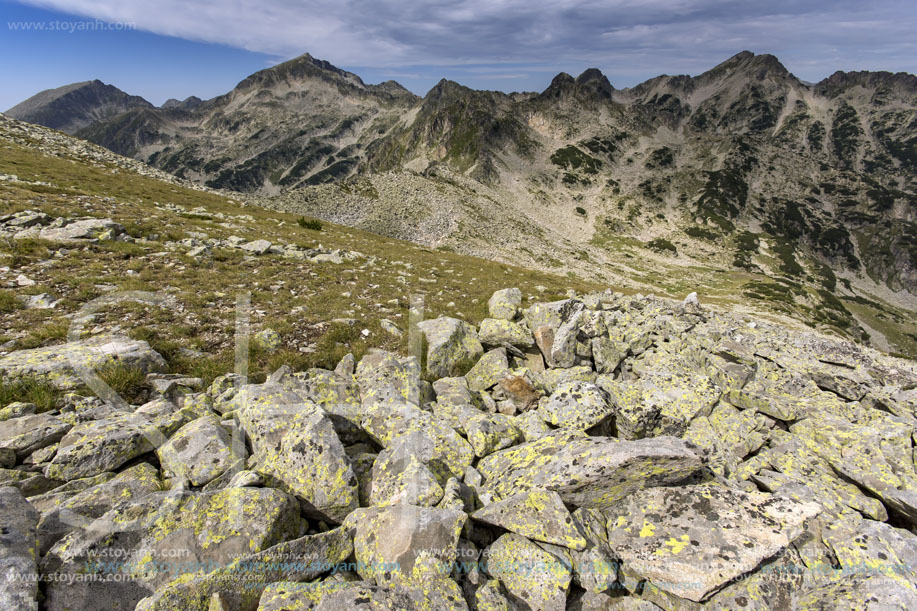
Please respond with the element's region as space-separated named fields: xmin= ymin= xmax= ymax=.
xmin=794 ymin=575 xmax=917 ymax=610
xmin=368 ymin=431 xmax=444 ymax=507
xmin=417 ymin=317 xmax=483 ymax=379
xmin=601 ymin=372 xmax=720 ymax=439
xmin=0 ymin=412 xmax=71 ymax=460
xmin=466 ymin=348 xmax=510 ymax=392
xmin=603 ymin=484 xmax=820 ymax=602
xmin=0 ymin=486 xmax=40 ymax=611
xmin=472 ymin=489 xmax=587 ymax=550
xmin=38 ymin=217 xmax=125 ymax=242
xmin=564 ymin=508 xmax=618 ymax=595
xmin=360 ymin=401 xmax=474 ymax=481
xmin=538 ymin=381 xmax=613 ymax=430
xmin=33 ymin=462 xmax=161 ymax=553
xmin=345 ymin=504 xmax=466 ymax=586
xmin=464 ymin=412 xmax=522 ymax=458
xmin=488 ymin=288 xmax=522 ymax=320
xmin=253 ymin=328 xmax=282 ymax=351
xmin=43 ymin=487 xmax=301 ymax=611
xmin=157 ymin=416 xmax=245 ymax=486
xmin=0 ymin=333 xmax=167 ymax=389
xmin=45 ymin=412 xmax=165 ymax=480
xmin=550 ymin=303 xmax=585 ymax=368
xmin=0 ymin=400 xmax=36 ymax=421
xmin=475 ymin=579 xmax=515 ymax=610
xmin=478 ymin=318 xmax=534 ymax=348
xmin=255 ymin=578 xmax=468 ymax=611
xmin=568 ymin=591 xmax=662 ymax=610
xmin=477 ymin=433 xmax=705 ymax=507
xmin=485 ymin=533 xmax=572 ymax=610
xmin=591 ymin=336 xmax=627 ymax=374
xmin=238 ymin=403 xmax=358 ymax=523
xmin=356 ymin=350 xmax=422 ymax=407
xmin=136 ymin=528 xmax=353 ymax=611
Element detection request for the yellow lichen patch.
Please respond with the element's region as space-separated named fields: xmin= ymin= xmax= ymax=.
xmin=664 ymin=534 xmax=690 ymax=554
xmin=639 ymin=520 xmax=656 ymax=538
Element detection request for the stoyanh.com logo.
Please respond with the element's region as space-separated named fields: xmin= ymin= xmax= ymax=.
xmin=7 ymin=19 xmax=136 ymax=33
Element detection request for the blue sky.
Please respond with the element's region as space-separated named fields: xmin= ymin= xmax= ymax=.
xmin=3 ymin=0 xmax=916 ymax=110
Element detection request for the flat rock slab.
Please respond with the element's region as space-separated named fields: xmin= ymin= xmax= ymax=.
xmin=604 ymin=484 xmax=820 ymax=602
xmin=0 ymin=412 xmax=71 ymax=459
xmin=0 ymin=333 xmax=167 ymax=389
xmin=472 ymin=489 xmax=587 ymax=550
xmin=477 ymin=432 xmax=705 ymax=508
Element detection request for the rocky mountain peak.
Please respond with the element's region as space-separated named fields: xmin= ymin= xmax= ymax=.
xmin=5 ymin=80 xmax=152 ymax=134
xmin=575 ymin=68 xmax=615 ymax=98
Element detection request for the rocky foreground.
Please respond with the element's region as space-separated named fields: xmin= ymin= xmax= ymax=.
xmin=2 ymin=288 xmax=917 ymax=610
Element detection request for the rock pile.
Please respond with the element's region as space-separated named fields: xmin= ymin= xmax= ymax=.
xmin=1 ymin=289 xmax=916 ymax=610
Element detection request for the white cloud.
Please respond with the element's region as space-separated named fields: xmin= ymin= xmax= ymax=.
xmin=17 ymin=0 xmax=917 ymax=82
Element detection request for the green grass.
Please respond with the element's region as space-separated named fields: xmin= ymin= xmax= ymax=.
xmin=297 ymin=217 xmax=323 ymax=231
xmin=0 ymin=290 xmax=23 ymax=313
xmin=0 ymin=130 xmax=606 ymax=402
xmin=0 ymin=375 xmax=59 ymax=412
xmin=96 ymin=362 xmax=148 ymax=405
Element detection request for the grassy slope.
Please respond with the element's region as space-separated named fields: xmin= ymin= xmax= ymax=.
xmin=0 ymin=135 xmax=605 ymax=390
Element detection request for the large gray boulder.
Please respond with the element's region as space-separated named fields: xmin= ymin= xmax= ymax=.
xmin=0 ymin=333 xmax=167 ymax=389
xmin=0 ymin=486 xmax=40 ymax=610
xmin=488 ymin=288 xmax=522 ymax=320
xmin=42 ymin=487 xmax=301 ymax=611
xmin=603 ymin=485 xmax=820 ymax=602
xmin=156 ymin=416 xmax=245 ymax=486
xmin=485 ymin=533 xmax=572 ymax=610
xmin=135 ymin=528 xmax=353 ymax=611
xmin=38 ymin=218 xmax=125 ymax=242
xmin=237 ymin=401 xmax=358 ymax=523
xmin=44 ymin=412 xmax=164 ymax=481
xmin=0 ymin=412 xmax=71 ymax=460
xmin=477 ymin=432 xmax=705 ymax=507
xmin=416 ymin=317 xmax=483 ymax=379
xmin=344 ymin=504 xmax=467 ymax=586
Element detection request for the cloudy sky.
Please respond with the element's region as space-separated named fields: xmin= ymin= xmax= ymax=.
xmin=2 ymin=0 xmax=916 ymax=109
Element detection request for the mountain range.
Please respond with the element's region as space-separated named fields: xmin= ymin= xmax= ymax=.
xmin=6 ymin=51 xmax=917 ymax=355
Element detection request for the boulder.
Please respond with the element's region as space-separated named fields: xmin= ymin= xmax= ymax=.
xmin=478 ymin=318 xmax=534 ymax=348
xmin=488 ymin=288 xmax=522 ymax=320
xmin=45 ymin=412 xmax=165 ymax=480
xmin=157 ymin=416 xmax=245 ymax=486
xmin=466 ymin=348 xmax=510 ymax=392
xmin=238 ymin=403 xmax=358 ymax=523
xmin=603 ymin=484 xmax=820 ymax=602
xmin=416 ymin=317 xmax=483 ymax=379
xmin=485 ymin=533 xmax=572 ymax=610
xmin=38 ymin=218 xmax=125 ymax=242
xmin=0 ymin=412 xmax=71 ymax=460
xmin=33 ymin=462 xmax=161 ymax=554
xmin=43 ymin=487 xmax=301 ymax=611
xmin=345 ymin=504 xmax=467 ymax=585
xmin=0 ymin=333 xmax=167 ymax=389
xmin=471 ymin=489 xmax=587 ymax=550
xmin=0 ymin=486 xmax=40 ymax=610
xmin=477 ymin=433 xmax=705 ymax=508
xmin=136 ymin=528 xmax=353 ymax=611
xmin=538 ymin=381 xmax=613 ymax=430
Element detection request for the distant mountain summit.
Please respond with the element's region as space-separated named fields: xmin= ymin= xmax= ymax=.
xmin=5 ymin=80 xmax=152 ymax=134
xmin=8 ymin=52 xmax=917 ymax=328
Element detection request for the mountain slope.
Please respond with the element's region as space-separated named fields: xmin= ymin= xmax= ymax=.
xmin=9 ymin=52 xmax=917 ymax=355
xmin=76 ymin=54 xmax=419 ymax=194
xmin=5 ymin=79 xmax=153 ymax=134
